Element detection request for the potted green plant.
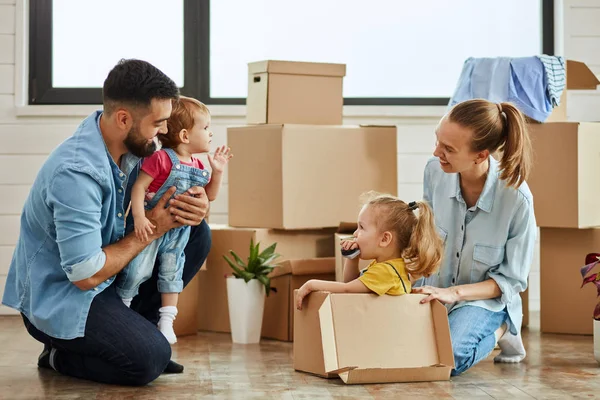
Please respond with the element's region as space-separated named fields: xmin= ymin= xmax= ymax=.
xmin=580 ymin=253 xmax=600 ymax=364
xmin=223 ymin=239 xmax=280 ymax=344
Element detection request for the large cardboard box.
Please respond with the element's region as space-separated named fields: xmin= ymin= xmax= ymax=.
xmin=173 ymin=273 xmax=201 ymax=336
xmin=170 ymin=216 xmax=209 ymax=336
xmin=528 ymin=122 xmax=600 ymax=228
xmin=246 ymin=60 xmax=346 ymax=125
xmin=293 ymin=291 xmax=454 ymax=383
xmin=262 ymin=258 xmax=335 ymax=341
xmin=228 ymin=125 xmax=398 ymax=229
xmin=334 ymin=223 xmax=372 ymax=282
xmin=546 ymin=60 xmax=600 ymax=122
xmin=540 ymin=228 xmax=599 ymax=335
xmin=197 ymin=225 xmax=335 ymax=333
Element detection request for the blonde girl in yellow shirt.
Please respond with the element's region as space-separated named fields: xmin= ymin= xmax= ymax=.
xmin=296 ymin=191 xmax=444 ymax=310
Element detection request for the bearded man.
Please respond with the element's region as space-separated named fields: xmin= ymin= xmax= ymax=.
xmin=2 ymin=59 xmax=211 ymax=386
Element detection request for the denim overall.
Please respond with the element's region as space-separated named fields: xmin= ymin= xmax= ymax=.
xmin=116 ymin=148 xmax=210 ymax=299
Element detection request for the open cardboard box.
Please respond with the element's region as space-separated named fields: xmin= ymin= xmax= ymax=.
xmin=546 ymin=60 xmax=600 ymax=122
xmin=293 ymin=291 xmax=454 ymax=384
xmin=197 ymin=225 xmax=335 ymax=333
xmin=263 ymin=258 xmax=335 ymax=341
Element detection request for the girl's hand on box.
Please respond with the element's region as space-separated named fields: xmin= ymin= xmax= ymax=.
xmin=412 ymin=285 xmax=461 ymax=304
xmin=296 ymin=281 xmax=314 ymax=310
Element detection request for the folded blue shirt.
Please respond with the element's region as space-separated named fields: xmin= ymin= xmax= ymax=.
xmin=449 ymin=57 xmax=554 ymax=122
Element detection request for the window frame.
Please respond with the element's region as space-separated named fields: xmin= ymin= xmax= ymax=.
xmin=28 ymin=0 xmax=202 ymax=104
xmin=28 ymin=0 xmax=554 ymax=106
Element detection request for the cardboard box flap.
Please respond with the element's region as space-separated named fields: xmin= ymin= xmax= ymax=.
xmin=431 ymin=300 xmax=456 ymax=368
xmin=248 ymin=60 xmax=346 ymax=77
xmin=566 ymin=60 xmax=600 ymax=90
xmin=325 ymin=366 xmax=357 ymax=375
xmin=291 ymin=258 xmax=335 ymax=276
xmin=337 ymin=222 xmax=357 ymax=234
xmin=318 ymin=293 xmax=453 ymax=376
xmin=339 ymin=366 xmax=452 ymax=384
xmin=269 ymin=258 xmax=335 ymax=278
xmin=268 ymin=262 xmax=293 ymax=279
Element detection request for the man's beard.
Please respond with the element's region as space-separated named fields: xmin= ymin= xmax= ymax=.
xmin=124 ymin=124 xmax=157 ymax=158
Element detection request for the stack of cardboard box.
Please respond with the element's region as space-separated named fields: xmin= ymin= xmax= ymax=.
xmin=196 ymin=60 xmax=399 ymax=342
xmin=527 ymin=60 xmax=600 ymax=335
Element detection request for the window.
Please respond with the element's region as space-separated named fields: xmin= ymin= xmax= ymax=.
xmin=29 ymin=0 xmax=553 ymax=105
xmin=52 ymin=0 xmax=184 ymax=88
xmin=29 ymin=0 xmax=201 ymax=104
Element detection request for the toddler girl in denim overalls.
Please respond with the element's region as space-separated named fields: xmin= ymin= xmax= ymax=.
xmin=116 ymin=96 xmax=232 ymax=344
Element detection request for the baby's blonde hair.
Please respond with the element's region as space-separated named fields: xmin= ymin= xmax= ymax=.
xmin=360 ymin=191 xmax=443 ymax=278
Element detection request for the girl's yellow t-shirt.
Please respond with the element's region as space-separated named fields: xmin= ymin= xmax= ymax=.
xmin=358 ymin=258 xmax=411 ymax=296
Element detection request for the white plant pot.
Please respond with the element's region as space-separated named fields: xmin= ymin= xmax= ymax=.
xmin=226 ymin=277 xmax=266 ymax=344
xmin=594 ymin=320 xmax=600 ymax=364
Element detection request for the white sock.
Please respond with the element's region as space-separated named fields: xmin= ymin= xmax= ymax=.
xmin=158 ymin=306 xmax=178 ymax=345
xmin=122 ymin=298 xmax=132 ymax=308
xmin=493 ymin=323 xmax=507 ymax=350
xmin=494 ymin=326 xmax=526 ymax=363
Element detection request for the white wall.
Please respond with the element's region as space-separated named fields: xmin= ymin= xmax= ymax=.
xmin=1 ymin=0 xmax=600 ymax=315
xmin=558 ymin=0 xmax=600 ymax=121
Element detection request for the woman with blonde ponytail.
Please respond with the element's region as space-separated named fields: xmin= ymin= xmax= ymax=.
xmin=296 ymin=191 xmax=444 ymax=309
xmin=413 ymin=99 xmax=537 ymax=375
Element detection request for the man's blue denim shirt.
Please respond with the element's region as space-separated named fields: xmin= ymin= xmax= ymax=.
xmin=2 ymin=111 xmax=140 ymax=339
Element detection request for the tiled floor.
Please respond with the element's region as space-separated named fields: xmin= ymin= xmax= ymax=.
xmin=1 ymin=314 xmax=599 ymax=399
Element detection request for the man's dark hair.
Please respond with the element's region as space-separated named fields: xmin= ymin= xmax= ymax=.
xmin=102 ymin=59 xmax=179 ymax=115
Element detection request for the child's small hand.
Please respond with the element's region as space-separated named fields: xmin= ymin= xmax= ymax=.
xmin=340 ymin=239 xmax=359 ymax=251
xmin=207 ymin=145 xmax=233 ymax=173
xmin=296 ymin=282 xmax=313 ymax=310
xmin=134 ymin=216 xmax=156 ymax=242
